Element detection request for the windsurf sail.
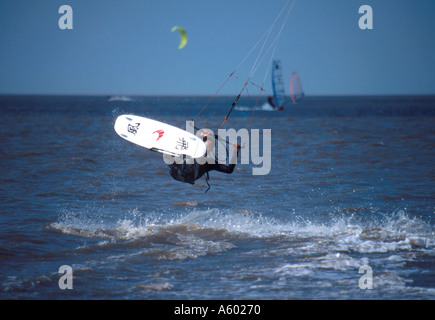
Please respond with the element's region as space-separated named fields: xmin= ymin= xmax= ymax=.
xmin=272 ymin=60 xmax=286 ymax=108
xmin=289 ymin=71 xmax=304 ymax=104
xmin=193 ymin=0 xmax=297 ymax=127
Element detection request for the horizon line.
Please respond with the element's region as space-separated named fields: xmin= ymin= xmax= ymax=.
xmin=1 ymin=93 xmax=435 ymax=98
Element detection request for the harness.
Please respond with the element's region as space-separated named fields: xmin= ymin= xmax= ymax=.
xmin=168 ymin=156 xmax=211 ymax=193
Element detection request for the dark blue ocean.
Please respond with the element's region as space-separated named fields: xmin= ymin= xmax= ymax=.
xmin=0 ymin=95 xmax=434 ymax=300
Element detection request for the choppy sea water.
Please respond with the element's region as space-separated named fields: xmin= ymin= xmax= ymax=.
xmin=0 ymin=95 xmax=434 ymax=299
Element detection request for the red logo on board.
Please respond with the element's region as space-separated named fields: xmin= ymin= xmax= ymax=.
xmin=153 ymin=130 xmax=164 ymax=141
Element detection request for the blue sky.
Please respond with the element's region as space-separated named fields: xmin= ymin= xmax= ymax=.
xmin=0 ymin=0 xmax=434 ymax=95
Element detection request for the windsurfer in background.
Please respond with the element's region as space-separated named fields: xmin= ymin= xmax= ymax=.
xmin=267 ymin=95 xmax=284 ymax=111
xmin=168 ymin=130 xmax=241 ymax=192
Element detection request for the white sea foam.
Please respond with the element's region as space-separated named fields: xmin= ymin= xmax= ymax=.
xmin=51 ymin=207 xmax=434 ymax=252
xmin=50 ymin=206 xmax=434 ymax=279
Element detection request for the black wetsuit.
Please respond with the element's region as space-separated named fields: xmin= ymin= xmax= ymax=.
xmin=267 ymin=95 xmax=276 ymax=107
xmin=168 ymin=150 xmax=238 ymax=192
xmin=268 ymin=95 xmax=284 ymax=110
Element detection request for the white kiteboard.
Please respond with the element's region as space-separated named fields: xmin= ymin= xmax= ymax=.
xmin=114 ymin=114 xmax=206 ymax=158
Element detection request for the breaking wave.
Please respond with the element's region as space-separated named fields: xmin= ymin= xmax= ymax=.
xmin=50 ymin=207 xmax=434 ymax=258
xmin=43 ymin=207 xmax=435 ymax=298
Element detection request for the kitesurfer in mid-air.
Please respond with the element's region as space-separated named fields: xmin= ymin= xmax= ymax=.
xmin=168 ymin=129 xmax=241 ymax=192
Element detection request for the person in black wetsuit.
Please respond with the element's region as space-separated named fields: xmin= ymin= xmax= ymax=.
xmin=267 ymin=95 xmax=284 ymax=111
xmin=168 ymin=129 xmax=241 ymax=192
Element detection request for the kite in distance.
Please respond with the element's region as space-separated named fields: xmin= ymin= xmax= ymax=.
xmin=171 ymin=26 xmax=187 ymax=49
